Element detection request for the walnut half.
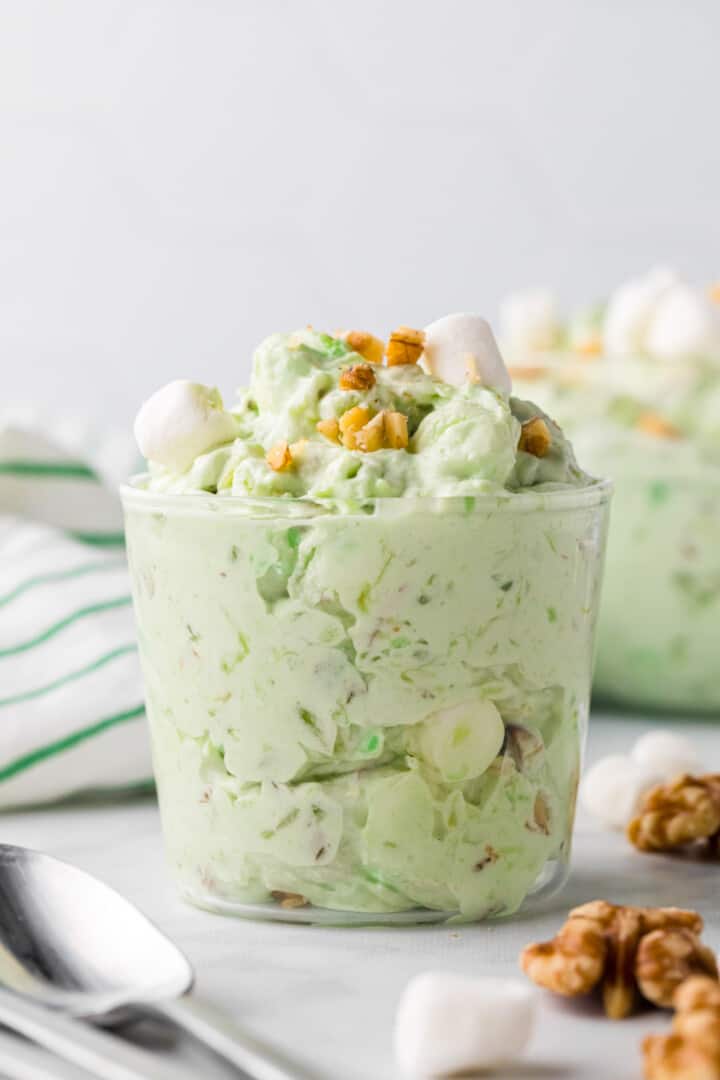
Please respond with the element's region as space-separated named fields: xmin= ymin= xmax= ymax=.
xmin=644 ymin=976 xmax=720 ymax=1080
xmin=628 ymin=774 xmax=720 ymax=854
xmin=521 ymin=901 xmax=715 ymax=1019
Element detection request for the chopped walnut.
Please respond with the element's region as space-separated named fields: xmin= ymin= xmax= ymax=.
xmin=628 ymin=774 xmax=720 ymax=854
xmin=341 ymin=330 xmax=385 ymax=365
xmin=386 ymin=326 xmax=425 ymax=366
xmin=521 ymin=901 xmax=712 ymax=1019
xmin=509 ymin=365 xmax=546 ymax=381
xmin=384 ymin=410 xmax=409 ymax=449
xmin=339 ymin=363 xmax=377 ymax=391
xmin=340 ymin=408 xmax=409 ymax=453
xmin=518 ymin=416 xmax=552 ymax=458
xmin=354 ymin=411 xmax=386 ymax=453
xmin=636 ymin=412 xmax=682 ymax=439
xmin=575 ymin=335 xmax=603 ymax=358
xmin=644 ymin=976 xmax=720 ymax=1080
xmin=266 ymin=441 xmax=293 ymax=472
xmin=270 ymin=890 xmax=308 ymax=910
xmin=339 ymin=405 xmax=372 ymax=450
xmin=316 ymin=417 xmax=341 ymax=444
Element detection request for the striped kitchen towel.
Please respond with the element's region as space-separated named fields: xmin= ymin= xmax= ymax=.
xmin=0 ymin=411 xmax=153 ymax=808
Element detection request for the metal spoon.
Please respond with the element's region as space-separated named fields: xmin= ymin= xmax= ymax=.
xmin=0 ymin=844 xmax=309 ymax=1080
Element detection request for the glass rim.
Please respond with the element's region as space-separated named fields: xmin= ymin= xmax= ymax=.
xmin=120 ymin=474 xmax=613 ymax=518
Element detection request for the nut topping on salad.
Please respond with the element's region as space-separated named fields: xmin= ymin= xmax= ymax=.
xmin=340 ymin=329 xmax=385 ymax=364
xmin=339 ymin=363 xmax=377 ymax=391
xmin=518 ymin=416 xmax=552 ymax=458
xmin=386 ymin=325 xmax=426 ymax=366
xmin=316 ymin=417 xmax=341 ymax=444
xmin=266 ymin=441 xmax=293 ymax=472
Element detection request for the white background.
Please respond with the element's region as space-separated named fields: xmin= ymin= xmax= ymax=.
xmin=1 ymin=0 xmax=718 ymax=426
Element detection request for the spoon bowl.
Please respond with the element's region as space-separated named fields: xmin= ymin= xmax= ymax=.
xmin=0 ymin=844 xmax=307 ymax=1080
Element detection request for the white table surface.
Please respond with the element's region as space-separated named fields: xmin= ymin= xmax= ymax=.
xmin=1 ymin=711 xmax=719 ymax=1080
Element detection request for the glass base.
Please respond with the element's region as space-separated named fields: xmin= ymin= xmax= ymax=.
xmin=179 ymin=858 xmax=570 ymax=926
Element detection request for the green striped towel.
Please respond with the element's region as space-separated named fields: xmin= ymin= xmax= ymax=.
xmin=0 ymin=414 xmax=152 ymax=808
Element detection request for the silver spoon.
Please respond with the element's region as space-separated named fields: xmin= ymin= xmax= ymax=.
xmin=0 ymin=844 xmax=309 ymax=1080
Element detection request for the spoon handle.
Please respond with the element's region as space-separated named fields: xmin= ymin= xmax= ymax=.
xmin=156 ymin=996 xmax=313 ymax=1080
xmin=0 ymin=988 xmax=178 ymax=1080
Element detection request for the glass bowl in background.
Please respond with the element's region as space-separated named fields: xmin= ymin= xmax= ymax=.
xmin=121 ymin=481 xmax=610 ymax=924
xmin=512 ymin=358 xmax=720 ymax=715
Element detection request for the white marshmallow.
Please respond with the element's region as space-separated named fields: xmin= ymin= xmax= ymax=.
xmin=422 ymin=314 xmax=512 ymax=394
xmin=394 ymin=972 xmax=535 ymax=1077
xmin=499 ymin=289 xmax=561 ymax=355
xmin=603 ymin=266 xmax=678 ymax=356
xmin=580 ymin=754 xmax=660 ymax=830
xmin=134 ymin=380 xmax=238 ymax=472
xmin=644 ymin=283 xmax=720 ymax=361
xmin=632 ymin=731 xmax=701 ymax=780
xmin=416 ymin=700 xmax=505 ymax=782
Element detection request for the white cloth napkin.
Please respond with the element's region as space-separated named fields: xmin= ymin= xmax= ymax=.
xmin=0 ymin=413 xmax=153 ymax=808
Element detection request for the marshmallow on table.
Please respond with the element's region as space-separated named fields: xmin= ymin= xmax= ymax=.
xmin=134 ymin=380 xmax=238 ymax=472
xmin=394 ymin=972 xmax=535 ymax=1077
xmin=632 ymin=731 xmax=702 ymax=779
xmin=422 ymin=314 xmax=512 ymax=394
xmin=581 ymin=730 xmax=703 ymax=830
xmin=580 ymin=754 xmax=660 ymax=830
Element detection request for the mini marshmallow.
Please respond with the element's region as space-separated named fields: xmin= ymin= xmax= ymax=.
xmin=134 ymin=380 xmax=238 ymax=472
xmin=394 ymin=972 xmax=535 ymax=1077
xmin=580 ymin=754 xmax=660 ymax=830
xmin=644 ymin=283 xmax=720 ymax=361
xmin=603 ymin=266 xmax=678 ymax=357
xmin=422 ymin=314 xmax=512 ymax=394
xmin=416 ymin=700 xmax=505 ymax=782
xmin=632 ymin=731 xmax=701 ymax=780
xmin=499 ymin=289 xmax=561 ymax=355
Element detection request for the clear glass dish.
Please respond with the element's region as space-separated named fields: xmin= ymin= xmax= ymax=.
xmin=121 ymin=480 xmax=611 ymax=924
xmin=512 ymin=358 xmax=720 ymax=715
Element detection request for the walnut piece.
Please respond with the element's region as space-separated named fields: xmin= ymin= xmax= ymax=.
xmin=266 ymin=441 xmax=293 ymax=472
xmin=644 ymin=976 xmax=720 ymax=1080
xmin=342 ymin=330 xmax=385 ymax=365
xmin=636 ymin=412 xmax=682 ymax=439
xmin=521 ymin=901 xmax=713 ymax=1019
xmin=386 ymin=326 xmax=425 ymax=366
xmin=316 ymin=417 xmax=341 ymax=443
xmin=628 ymin=774 xmax=720 ymax=854
xmin=518 ymin=416 xmax=552 ymax=458
xmin=270 ymin=890 xmax=308 ymax=910
xmin=354 ymin=411 xmax=386 ymax=452
xmin=339 ymin=405 xmax=372 ymax=449
xmin=339 ymin=363 xmax=377 ymax=391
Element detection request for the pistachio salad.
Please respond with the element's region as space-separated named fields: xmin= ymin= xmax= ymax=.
xmin=504 ymin=270 xmax=720 ymax=713
xmin=122 ymin=316 xmax=610 ymax=922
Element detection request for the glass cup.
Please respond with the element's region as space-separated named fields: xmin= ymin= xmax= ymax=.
xmin=121 ymin=481 xmax=611 ymax=924
xmin=512 ymin=358 xmax=720 ymax=716
xmin=591 ymin=468 xmax=720 ymax=713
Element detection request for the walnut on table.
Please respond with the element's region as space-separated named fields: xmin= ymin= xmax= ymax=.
xmin=520 ymin=901 xmax=717 ymax=1019
xmin=628 ymin=774 xmax=720 ymax=854
xmin=644 ymin=977 xmax=720 ymax=1080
